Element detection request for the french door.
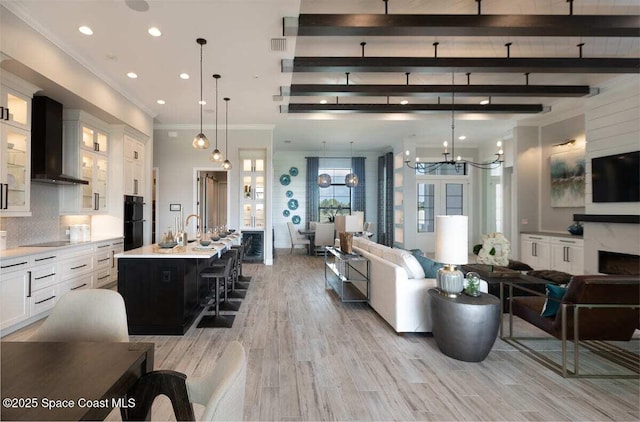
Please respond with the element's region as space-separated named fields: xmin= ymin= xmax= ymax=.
xmin=417 ymin=179 xmax=469 ymax=253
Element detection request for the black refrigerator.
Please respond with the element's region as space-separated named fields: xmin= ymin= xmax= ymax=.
xmin=124 ymin=195 xmax=144 ymax=251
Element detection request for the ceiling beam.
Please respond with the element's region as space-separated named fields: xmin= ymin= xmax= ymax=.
xmin=283 ymin=57 xmax=640 ymax=74
xmin=284 ymin=14 xmax=640 ymax=37
xmin=283 ymin=84 xmax=594 ymax=98
xmin=282 ymin=103 xmax=545 ymax=114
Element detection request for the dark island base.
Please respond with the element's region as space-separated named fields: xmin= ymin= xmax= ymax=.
xmin=118 ymin=257 xmax=216 ymax=335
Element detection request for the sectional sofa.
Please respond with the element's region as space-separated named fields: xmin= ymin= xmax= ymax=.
xmin=349 ymin=236 xmax=488 ymax=334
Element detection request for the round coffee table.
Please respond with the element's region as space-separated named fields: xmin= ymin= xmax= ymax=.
xmin=428 ymin=288 xmax=501 ymax=362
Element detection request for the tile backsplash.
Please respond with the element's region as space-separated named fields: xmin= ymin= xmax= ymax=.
xmin=0 ymin=184 xmax=89 ymax=249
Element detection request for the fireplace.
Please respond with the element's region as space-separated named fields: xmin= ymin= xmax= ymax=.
xmin=598 ymin=250 xmax=640 ymax=275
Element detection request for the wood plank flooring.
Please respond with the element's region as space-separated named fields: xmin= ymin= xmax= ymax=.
xmin=4 ymin=249 xmax=639 ymax=421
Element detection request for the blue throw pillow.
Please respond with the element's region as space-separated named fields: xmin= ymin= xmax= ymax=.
xmin=540 ymin=284 xmax=568 ymax=317
xmin=412 ymin=253 xmax=444 ymax=279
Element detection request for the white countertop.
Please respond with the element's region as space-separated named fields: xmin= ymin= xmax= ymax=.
xmin=0 ymin=236 xmax=124 ymax=260
xmin=116 ymin=234 xmax=241 ymax=259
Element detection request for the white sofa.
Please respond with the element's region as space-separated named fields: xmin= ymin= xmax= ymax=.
xmin=349 ymin=236 xmax=487 ymax=334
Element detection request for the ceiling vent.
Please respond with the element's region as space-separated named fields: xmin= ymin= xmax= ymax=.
xmin=270 ymin=38 xmax=286 ymax=52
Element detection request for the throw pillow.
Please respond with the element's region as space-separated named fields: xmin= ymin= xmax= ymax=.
xmin=507 ymin=259 xmax=533 ymax=271
xmin=540 ymin=283 xmax=568 ymax=317
xmin=383 ymin=249 xmax=425 ymax=279
xmin=412 ymin=254 xmax=444 ymax=279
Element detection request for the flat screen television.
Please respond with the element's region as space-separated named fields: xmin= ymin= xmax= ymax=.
xmin=591 ymin=151 xmax=640 ymax=203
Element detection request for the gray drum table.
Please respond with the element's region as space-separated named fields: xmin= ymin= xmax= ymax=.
xmin=428 ymin=288 xmax=501 ymax=362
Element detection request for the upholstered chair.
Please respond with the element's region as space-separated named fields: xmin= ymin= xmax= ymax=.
xmin=287 ymin=221 xmax=309 ymax=254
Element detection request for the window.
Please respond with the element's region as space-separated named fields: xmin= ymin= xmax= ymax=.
xmin=417 ymin=183 xmax=435 ymax=233
xmin=318 ymin=168 xmax=351 ymax=222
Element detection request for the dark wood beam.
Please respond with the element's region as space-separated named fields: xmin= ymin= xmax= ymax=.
xmin=283 ymin=57 xmax=640 ymax=74
xmin=284 ymin=84 xmax=593 ymax=97
xmin=282 ymin=103 xmax=545 ymax=114
xmin=284 ymin=14 xmax=640 ymax=37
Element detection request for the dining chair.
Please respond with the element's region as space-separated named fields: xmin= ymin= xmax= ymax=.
xmin=313 ymin=222 xmax=335 ymax=256
xmin=124 ymin=341 xmax=247 ymax=421
xmin=287 ymin=221 xmax=309 ymax=254
xmin=30 ymin=289 xmax=129 ymax=342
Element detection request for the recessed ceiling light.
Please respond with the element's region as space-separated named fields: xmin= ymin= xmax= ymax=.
xmin=320 ymin=99 xmax=327 ymax=104
xmin=78 ymin=26 xmax=93 ymax=35
xmin=148 ymin=27 xmax=161 ymax=37
xmin=179 ymin=73 xmax=190 ymax=80
xmin=157 ymin=99 xmax=165 ymax=105
xmin=458 ymin=135 xmax=466 ymax=140
xmin=127 ymin=72 xmax=138 ymax=79
xmin=480 ymin=99 xmax=490 ymax=105
xmin=400 ymin=100 xmax=409 ymax=105
xmin=198 ymin=100 xmax=206 ymax=105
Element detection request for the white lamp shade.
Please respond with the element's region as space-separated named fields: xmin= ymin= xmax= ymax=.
xmin=435 ymin=215 xmax=468 ymax=265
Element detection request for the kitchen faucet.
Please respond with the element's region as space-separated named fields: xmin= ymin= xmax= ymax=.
xmin=185 ymin=214 xmax=202 ymax=240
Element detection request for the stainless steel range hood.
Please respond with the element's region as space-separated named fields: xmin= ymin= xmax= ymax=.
xmin=31 ymin=96 xmax=88 ymax=185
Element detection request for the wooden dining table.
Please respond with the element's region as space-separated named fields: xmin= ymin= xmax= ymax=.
xmin=1 ymin=341 xmax=154 ymax=421
xmin=298 ymin=228 xmax=316 ymax=255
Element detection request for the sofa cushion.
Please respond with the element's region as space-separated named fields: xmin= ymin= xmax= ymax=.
xmin=369 ymin=243 xmax=388 ymax=258
xmin=384 ymin=249 xmax=425 ymax=279
xmin=540 ymin=283 xmax=568 ymax=317
xmin=507 ymin=259 xmax=533 ymax=271
xmin=412 ymin=254 xmax=444 ymax=278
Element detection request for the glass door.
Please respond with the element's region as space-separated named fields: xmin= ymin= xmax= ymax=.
xmin=1 ymin=126 xmax=30 ymax=212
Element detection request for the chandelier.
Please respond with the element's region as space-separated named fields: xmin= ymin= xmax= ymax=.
xmin=345 ymin=141 xmax=358 ymax=188
xmin=210 ymin=74 xmax=223 ymax=163
xmin=405 ymin=73 xmax=504 ymax=174
xmin=318 ymin=141 xmax=332 ymax=188
xmin=192 ymin=38 xmax=210 ymax=150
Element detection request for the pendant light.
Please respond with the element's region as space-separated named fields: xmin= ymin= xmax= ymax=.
xmin=222 ymin=97 xmax=232 ymax=170
xmin=318 ymin=141 xmax=332 ymax=188
xmin=345 ymin=141 xmax=359 ymax=188
xmin=209 ymin=74 xmax=223 ymax=162
xmin=192 ymin=38 xmax=210 ymax=149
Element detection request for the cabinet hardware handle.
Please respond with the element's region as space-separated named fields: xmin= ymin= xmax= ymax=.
xmin=70 ymin=264 xmax=87 ymax=270
xmin=27 ymin=271 xmax=32 ymax=298
xmin=134 ymin=151 xmax=138 ymax=160
xmin=97 ymin=244 xmax=109 ymax=249
xmin=94 ymin=141 xmax=99 ymax=152
xmin=34 ymin=273 xmax=55 ymax=280
xmin=35 ymin=295 xmax=56 ymax=305
xmin=1 ymin=261 xmax=28 ymax=269
xmin=98 ymin=258 xmax=110 ymax=263
xmin=98 ymin=275 xmax=110 ymax=280
xmin=71 ymin=283 xmax=87 ymax=290
xmin=34 ymin=256 xmax=56 ymax=262
xmin=134 ymin=179 xmax=138 ymax=195
xmin=112 ymin=251 xmax=115 ymax=268
xmin=530 ymin=236 xmax=543 ymax=240
xmin=94 ymin=192 xmax=99 ymax=210
xmin=3 ymin=107 xmax=9 ymax=121
xmin=3 ymin=183 xmax=7 ymax=209
xmin=0 ymin=182 xmax=3 ymax=210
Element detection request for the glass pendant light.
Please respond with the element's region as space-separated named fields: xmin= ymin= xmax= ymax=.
xmin=209 ymin=74 xmax=223 ymax=162
xmin=222 ymin=97 xmax=232 ymax=170
xmin=345 ymin=141 xmax=359 ymax=188
xmin=192 ymin=38 xmax=210 ymax=149
xmin=318 ymin=141 xmax=332 ymax=188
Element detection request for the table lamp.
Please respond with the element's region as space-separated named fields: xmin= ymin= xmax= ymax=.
xmin=435 ymin=215 xmax=468 ymax=297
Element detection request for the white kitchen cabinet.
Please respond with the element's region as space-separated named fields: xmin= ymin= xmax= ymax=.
xmin=0 ymin=255 xmax=31 ymax=329
xmin=520 ymin=234 xmax=551 ymax=270
xmin=0 ymin=125 xmax=30 ymax=215
xmin=240 ymin=151 xmax=266 ymax=229
xmin=60 ymin=111 xmax=110 ymax=214
xmin=124 ymin=135 xmax=145 ymax=196
xmin=58 ymin=274 xmax=93 ymax=296
xmin=110 ymin=239 xmax=124 ymax=282
xmin=94 ymin=242 xmax=112 ymax=288
xmin=0 ymin=73 xmax=38 ymax=131
xmin=550 ymin=237 xmax=584 ymax=275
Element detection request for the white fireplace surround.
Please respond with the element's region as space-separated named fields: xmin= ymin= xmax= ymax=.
xmin=583 ymin=222 xmax=640 ymax=274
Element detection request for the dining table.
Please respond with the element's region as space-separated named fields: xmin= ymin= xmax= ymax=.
xmin=298 ymin=228 xmax=316 ymax=256
xmin=1 ymin=341 xmax=154 ymax=421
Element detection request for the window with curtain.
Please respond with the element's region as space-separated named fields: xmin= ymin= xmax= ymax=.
xmin=318 ymin=167 xmax=351 ymax=222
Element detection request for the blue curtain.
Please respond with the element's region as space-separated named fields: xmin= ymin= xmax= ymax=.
xmin=351 ymin=157 xmax=366 ymax=214
xmin=306 ymin=157 xmax=319 ymax=224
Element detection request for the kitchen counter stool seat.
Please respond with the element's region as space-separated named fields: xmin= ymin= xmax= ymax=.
xmin=197 ymin=262 xmax=235 ymax=328
xmin=222 ymin=249 xmax=246 ymax=299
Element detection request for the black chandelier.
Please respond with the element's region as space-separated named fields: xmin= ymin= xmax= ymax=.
xmin=404 ymin=73 xmax=504 ymax=174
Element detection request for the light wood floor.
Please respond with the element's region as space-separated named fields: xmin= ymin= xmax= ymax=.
xmin=5 ymin=249 xmax=639 ymax=421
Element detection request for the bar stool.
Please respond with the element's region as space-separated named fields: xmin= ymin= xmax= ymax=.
xmin=197 ymin=260 xmax=235 ymax=328
xmin=208 ymin=253 xmax=241 ymax=312
xmin=222 ymin=249 xmax=246 ymax=300
xmin=238 ymin=236 xmax=252 ymax=282
xmin=231 ymin=243 xmax=250 ymax=290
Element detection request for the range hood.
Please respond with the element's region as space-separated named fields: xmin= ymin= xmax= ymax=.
xmin=31 ymin=96 xmax=88 ymax=185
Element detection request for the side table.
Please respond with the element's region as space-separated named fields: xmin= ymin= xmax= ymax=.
xmin=428 ymin=288 xmax=500 ymax=362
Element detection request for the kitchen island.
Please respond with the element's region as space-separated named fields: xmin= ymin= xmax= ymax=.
xmin=116 ymin=236 xmax=240 ymax=335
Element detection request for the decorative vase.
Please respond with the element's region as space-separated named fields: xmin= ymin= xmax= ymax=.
xmin=464 ymin=272 xmax=482 ymax=297
xmin=567 ymin=221 xmax=583 ymax=235
xmin=339 ymin=232 xmax=353 ymax=254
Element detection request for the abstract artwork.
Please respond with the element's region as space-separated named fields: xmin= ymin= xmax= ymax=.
xmin=550 ymin=148 xmax=585 ymax=207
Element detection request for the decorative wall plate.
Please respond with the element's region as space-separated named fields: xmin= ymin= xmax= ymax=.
xmin=279 ymin=174 xmax=291 ymax=186
xmin=287 ymin=198 xmax=299 ymax=210
xmin=286 ymin=190 xmax=294 ymax=198
xmin=289 ymin=167 xmax=299 ymax=176
xmin=283 ymin=210 xmax=290 ymax=217
xmin=292 ymin=215 xmax=301 ymax=224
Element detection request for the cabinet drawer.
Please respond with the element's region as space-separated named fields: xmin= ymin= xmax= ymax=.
xmin=60 ymin=254 xmax=94 ymax=279
xmin=0 ymin=256 xmax=31 ymax=275
xmin=521 ymin=234 xmax=550 ymax=243
xmin=95 ymin=267 xmax=111 ymax=288
xmin=59 ymin=274 xmax=93 ymax=297
xmin=30 ymin=286 xmax=57 ymax=316
xmin=30 ymin=262 xmax=58 ymax=291
xmin=95 ymin=249 xmax=111 ymax=269
xmin=550 ymin=237 xmax=583 ymax=247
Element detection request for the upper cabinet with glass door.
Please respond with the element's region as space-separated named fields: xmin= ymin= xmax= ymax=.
xmin=0 ymin=73 xmax=39 ymax=216
xmin=240 ymin=150 xmax=266 ymax=229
